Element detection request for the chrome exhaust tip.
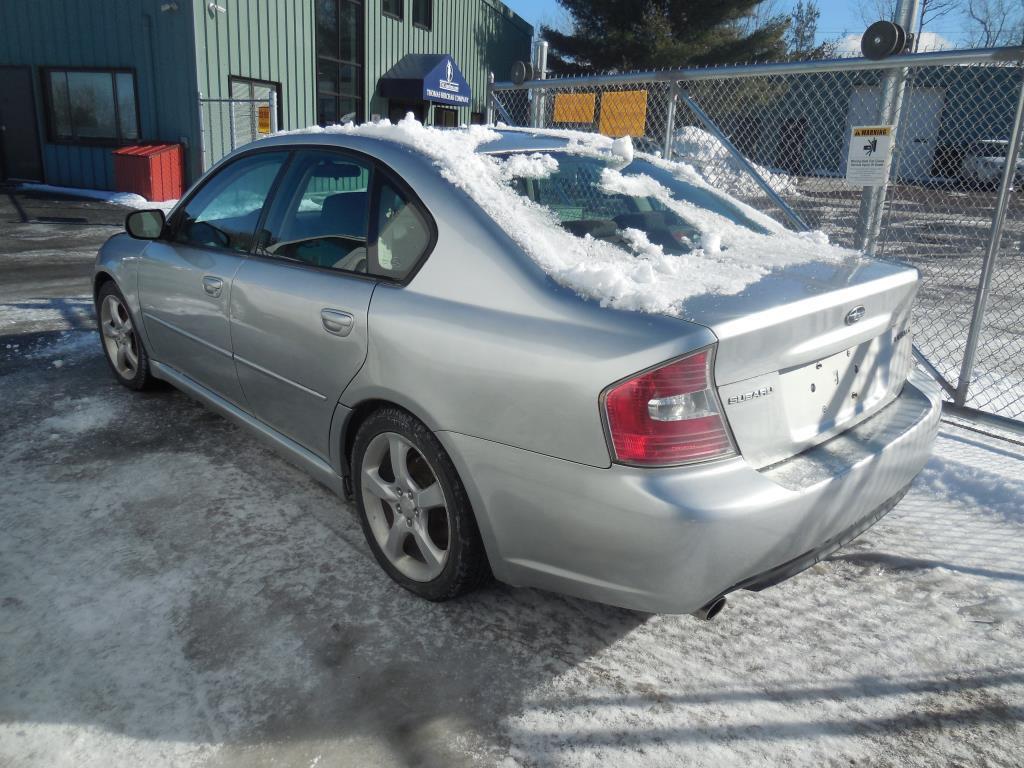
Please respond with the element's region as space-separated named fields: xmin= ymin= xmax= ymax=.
xmin=693 ymin=596 xmax=727 ymax=621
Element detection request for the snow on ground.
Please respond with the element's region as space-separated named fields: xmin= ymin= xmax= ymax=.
xmin=672 ymin=126 xmax=799 ymax=198
xmin=19 ymin=183 xmax=178 ymax=212
xmin=279 ymin=117 xmax=844 ymax=315
xmin=1 ymin=308 xmax=1023 ymax=767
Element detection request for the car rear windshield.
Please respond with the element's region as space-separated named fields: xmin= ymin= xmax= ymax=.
xmin=501 ymin=152 xmax=769 ymax=255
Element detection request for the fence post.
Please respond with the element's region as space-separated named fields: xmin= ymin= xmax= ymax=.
xmin=954 ymin=67 xmax=1024 ymax=407
xmin=532 ymin=40 xmax=548 ymax=129
xmin=854 ymin=0 xmax=920 ymax=254
xmin=662 ymin=81 xmax=679 ymax=160
xmin=228 ymin=101 xmax=236 ymax=152
xmin=270 ymin=90 xmax=278 ymax=133
xmin=487 ymin=72 xmax=495 ymax=126
xmin=197 ymin=94 xmax=208 ymax=173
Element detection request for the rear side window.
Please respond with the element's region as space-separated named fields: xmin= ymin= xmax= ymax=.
xmin=372 ymin=180 xmax=432 ymax=280
xmin=174 ymin=152 xmax=287 ymax=252
xmin=261 ymin=151 xmax=372 ymax=273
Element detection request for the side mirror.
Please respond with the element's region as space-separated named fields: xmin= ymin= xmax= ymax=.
xmin=125 ymin=209 xmax=166 ymax=240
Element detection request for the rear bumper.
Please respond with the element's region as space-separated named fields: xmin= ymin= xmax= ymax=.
xmin=438 ymin=367 xmax=942 ymax=614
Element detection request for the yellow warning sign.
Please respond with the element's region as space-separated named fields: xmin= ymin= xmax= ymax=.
xmin=257 ymin=105 xmax=272 ymax=134
xmin=553 ymin=92 xmax=596 ymax=124
xmin=598 ymin=90 xmax=648 ymax=138
xmin=846 ymin=124 xmax=895 ymax=187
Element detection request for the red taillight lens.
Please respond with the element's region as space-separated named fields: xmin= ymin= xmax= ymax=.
xmin=603 ymin=348 xmax=735 ymax=466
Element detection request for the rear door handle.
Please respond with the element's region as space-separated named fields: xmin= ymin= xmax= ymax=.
xmin=202 ymin=275 xmax=224 ymax=298
xmin=321 ymin=308 xmax=355 ymax=337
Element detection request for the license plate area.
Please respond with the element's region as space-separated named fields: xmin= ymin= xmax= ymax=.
xmin=780 ymin=338 xmax=890 ymax=442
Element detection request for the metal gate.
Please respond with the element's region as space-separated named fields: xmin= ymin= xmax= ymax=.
xmin=198 ymin=90 xmax=278 ymax=172
xmin=490 ymin=46 xmax=1024 ymax=424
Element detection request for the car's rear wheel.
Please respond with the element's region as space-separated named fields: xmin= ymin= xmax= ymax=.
xmin=97 ymin=281 xmax=156 ymax=390
xmin=351 ymin=407 xmax=489 ymax=600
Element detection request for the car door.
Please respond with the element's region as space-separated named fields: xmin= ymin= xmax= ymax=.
xmin=227 ymin=149 xmax=380 ymax=459
xmin=138 ymin=151 xmax=289 ymax=407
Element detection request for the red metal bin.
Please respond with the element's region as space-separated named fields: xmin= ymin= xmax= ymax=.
xmin=112 ymin=143 xmax=184 ymax=202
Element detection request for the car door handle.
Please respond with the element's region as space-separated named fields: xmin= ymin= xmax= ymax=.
xmin=202 ymin=276 xmax=224 ymax=298
xmin=321 ymin=308 xmax=355 ymax=337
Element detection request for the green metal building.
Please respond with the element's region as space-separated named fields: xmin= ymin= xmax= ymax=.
xmin=0 ymin=0 xmax=531 ymax=192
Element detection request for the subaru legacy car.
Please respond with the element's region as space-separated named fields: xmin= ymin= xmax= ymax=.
xmin=93 ymin=125 xmax=941 ymax=618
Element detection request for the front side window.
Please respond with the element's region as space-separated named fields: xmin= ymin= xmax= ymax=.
xmin=261 ymin=150 xmax=372 ymax=273
xmin=45 ymin=69 xmax=138 ymax=143
xmin=382 ymin=0 xmax=403 ymax=19
xmin=412 ymin=0 xmax=432 ymax=28
xmin=374 ymin=181 xmax=431 ymax=279
xmin=174 ymin=152 xmax=288 ymax=253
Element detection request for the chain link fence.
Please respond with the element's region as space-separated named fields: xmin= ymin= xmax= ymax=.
xmin=490 ymin=47 xmax=1024 ymax=423
xmin=198 ymin=92 xmax=278 ymax=172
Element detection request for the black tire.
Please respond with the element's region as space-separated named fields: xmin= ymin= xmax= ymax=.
xmin=351 ymin=407 xmax=490 ymax=601
xmin=95 ymin=280 xmax=157 ymax=391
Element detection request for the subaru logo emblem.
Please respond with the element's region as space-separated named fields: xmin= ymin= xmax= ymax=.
xmin=845 ymin=305 xmax=866 ymax=325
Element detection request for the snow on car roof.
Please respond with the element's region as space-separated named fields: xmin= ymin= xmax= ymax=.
xmin=278 ymin=116 xmax=853 ymax=315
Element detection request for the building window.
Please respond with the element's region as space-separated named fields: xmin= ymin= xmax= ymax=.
xmin=43 ymin=68 xmax=139 ymax=144
xmin=412 ymin=0 xmax=431 ymax=29
xmin=316 ymin=0 xmax=364 ymax=125
xmin=381 ymin=0 xmax=403 ymax=20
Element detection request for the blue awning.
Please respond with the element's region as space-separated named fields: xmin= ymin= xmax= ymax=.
xmin=378 ymin=54 xmax=471 ymax=107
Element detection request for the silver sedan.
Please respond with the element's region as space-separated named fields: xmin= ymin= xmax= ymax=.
xmin=94 ymin=128 xmax=941 ymax=617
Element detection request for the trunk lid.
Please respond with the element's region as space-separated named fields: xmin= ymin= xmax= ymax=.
xmin=682 ymin=256 xmax=917 ymax=469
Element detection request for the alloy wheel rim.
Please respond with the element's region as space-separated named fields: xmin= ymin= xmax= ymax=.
xmin=100 ymin=295 xmax=139 ymax=379
xmin=360 ymin=431 xmax=451 ymax=582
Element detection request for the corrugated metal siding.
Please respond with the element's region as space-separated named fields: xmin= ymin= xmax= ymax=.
xmin=364 ymin=0 xmax=532 ymax=123
xmin=192 ymin=0 xmax=316 ymax=174
xmin=0 ymin=0 xmax=197 ymax=189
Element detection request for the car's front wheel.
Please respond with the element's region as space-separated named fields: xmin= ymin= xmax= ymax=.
xmin=351 ymin=407 xmax=490 ymax=601
xmin=96 ymin=281 xmax=156 ymax=390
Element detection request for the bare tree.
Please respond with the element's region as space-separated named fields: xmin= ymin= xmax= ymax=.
xmin=965 ymin=0 xmax=1024 ymax=46
xmin=856 ymin=0 xmax=961 ymax=47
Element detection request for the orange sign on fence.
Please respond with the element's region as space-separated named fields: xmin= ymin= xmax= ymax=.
xmin=553 ymin=92 xmax=597 ymax=124
xmin=598 ymin=90 xmax=648 ymax=137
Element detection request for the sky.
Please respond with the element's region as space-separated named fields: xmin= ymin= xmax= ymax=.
xmin=501 ymin=0 xmax=971 ymax=50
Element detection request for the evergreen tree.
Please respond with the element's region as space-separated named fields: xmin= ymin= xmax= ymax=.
xmin=542 ymin=0 xmax=790 ymax=74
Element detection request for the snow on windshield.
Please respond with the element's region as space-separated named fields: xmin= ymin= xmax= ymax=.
xmin=281 ymin=116 xmax=853 ymax=315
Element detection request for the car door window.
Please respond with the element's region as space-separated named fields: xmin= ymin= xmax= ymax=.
xmin=174 ymin=152 xmax=287 ymax=253
xmin=261 ymin=151 xmax=372 ymax=273
xmin=372 ymin=180 xmax=432 ymax=280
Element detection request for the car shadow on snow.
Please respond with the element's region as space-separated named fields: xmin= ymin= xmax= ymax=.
xmin=0 ymin=342 xmax=648 ymax=766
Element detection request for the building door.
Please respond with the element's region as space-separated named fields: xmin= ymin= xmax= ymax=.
xmin=432 ymin=106 xmax=458 ymax=128
xmin=388 ymin=101 xmax=425 ymax=123
xmin=0 ymin=66 xmax=43 ymax=182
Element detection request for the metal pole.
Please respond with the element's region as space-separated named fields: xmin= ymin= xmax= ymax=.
xmin=486 ymin=72 xmax=495 ymax=125
xmin=228 ymin=100 xmax=236 ymax=152
xmin=270 ymin=90 xmax=278 ymax=132
xmin=492 ymin=46 xmax=1024 ymax=91
xmin=954 ymin=68 xmax=1024 ymax=407
xmin=678 ymin=89 xmax=809 ymax=231
xmin=532 ymin=40 xmax=549 ymax=129
xmin=854 ymin=0 xmax=920 ymax=254
xmin=662 ymin=81 xmax=679 ymax=161
xmin=197 ymin=94 xmax=208 ymax=173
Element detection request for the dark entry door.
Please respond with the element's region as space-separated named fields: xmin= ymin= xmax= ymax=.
xmin=0 ymin=66 xmax=43 ymax=182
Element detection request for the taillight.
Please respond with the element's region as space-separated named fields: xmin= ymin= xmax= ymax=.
xmin=603 ymin=347 xmax=735 ymax=466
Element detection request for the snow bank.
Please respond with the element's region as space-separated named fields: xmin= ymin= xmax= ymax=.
xmin=19 ymin=183 xmax=178 ymax=212
xmin=280 ymin=116 xmax=848 ymax=315
xmin=673 ymin=125 xmax=798 ymax=198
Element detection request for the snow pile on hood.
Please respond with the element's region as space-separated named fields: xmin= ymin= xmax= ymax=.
xmin=281 ymin=117 xmax=849 ymax=315
xmin=673 ymin=126 xmax=798 ymax=198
